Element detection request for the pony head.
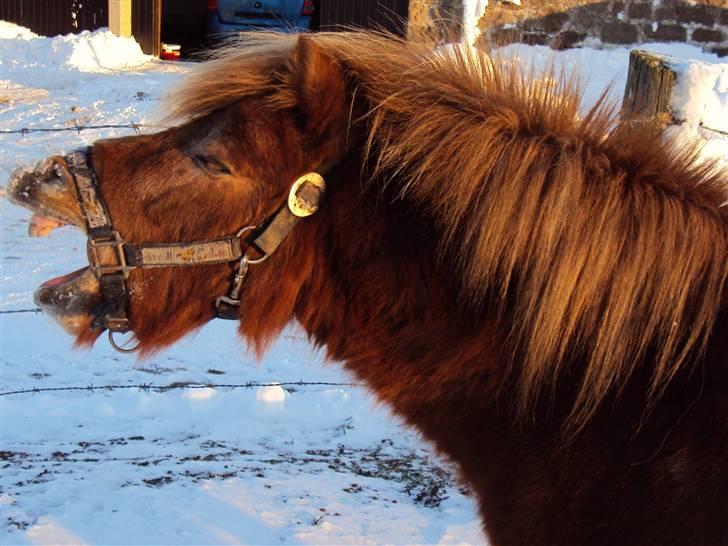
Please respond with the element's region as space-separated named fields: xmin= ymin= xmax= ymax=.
xmin=8 ymin=35 xmax=351 ymax=354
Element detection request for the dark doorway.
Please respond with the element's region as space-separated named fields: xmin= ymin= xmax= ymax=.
xmin=161 ymin=0 xmax=208 ymax=59
xmin=131 ymin=0 xmax=206 ymax=59
xmin=132 ymin=0 xmax=161 ymax=56
xmin=318 ymin=0 xmax=408 ymax=35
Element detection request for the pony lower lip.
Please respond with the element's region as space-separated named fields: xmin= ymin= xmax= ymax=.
xmin=34 ymin=266 xmax=102 ymax=335
xmin=29 ymin=214 xmax=68 ymax=237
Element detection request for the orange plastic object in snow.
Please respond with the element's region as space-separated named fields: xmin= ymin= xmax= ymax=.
xmin=160 ymin=43 xmax=181 ymax=61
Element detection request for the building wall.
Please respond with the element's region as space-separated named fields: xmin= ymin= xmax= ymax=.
xmin=408 ymin=0 xmax=463 ymax=43
xmin=0 ymin=0 xmax=107 ymax=37
xmin=409 ymin=0 xmax=728 ymax=57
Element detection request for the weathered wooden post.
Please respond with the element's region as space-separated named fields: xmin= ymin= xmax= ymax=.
xmin=622 ymin=49 xmax=678 ymax=125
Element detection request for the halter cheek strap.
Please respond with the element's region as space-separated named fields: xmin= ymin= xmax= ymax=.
xmin=68 ymin=151 xmax=133 ymax=334
xmin=66 ymin=149 xmax=325 ymax=350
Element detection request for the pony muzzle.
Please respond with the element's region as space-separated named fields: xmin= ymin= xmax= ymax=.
xmin=8 ymin=156 xmax=104 ymax=336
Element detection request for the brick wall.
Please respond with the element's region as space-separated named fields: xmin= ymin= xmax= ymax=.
xmin=477 ymin=1 xmax=727 ymax=57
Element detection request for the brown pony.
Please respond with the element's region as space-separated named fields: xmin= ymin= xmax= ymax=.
xmin=8 ymin=32 xmax=728 ymax=545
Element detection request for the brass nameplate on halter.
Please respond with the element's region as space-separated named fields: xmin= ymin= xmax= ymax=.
xmin=139 ymin=239 xmax=241 ymax=266
xmin=288 ymin=172 xmax=325 ymax=217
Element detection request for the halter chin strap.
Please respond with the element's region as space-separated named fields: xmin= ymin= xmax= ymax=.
xmin=66 ymin=149 xmax=326 ymax=350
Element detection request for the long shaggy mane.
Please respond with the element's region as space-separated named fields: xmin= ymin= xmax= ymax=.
xmin=170 ymin=32 xmax=728 ymax=428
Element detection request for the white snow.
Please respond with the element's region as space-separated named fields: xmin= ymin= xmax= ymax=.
xmin=1 ymin=21 xmax=727 ymax=546
xmin=256 ymin=385 xmax=288 ymax=403
xmin=0 ymin=21 xmax=38 ymax=40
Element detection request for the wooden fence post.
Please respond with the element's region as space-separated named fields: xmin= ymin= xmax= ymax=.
xmin=621 ymin=49 xmax=678 ymax=125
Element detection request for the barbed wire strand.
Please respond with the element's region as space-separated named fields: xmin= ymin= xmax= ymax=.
xmin=0 ymin=381 xmax=363 ymax=398
xmin=0 ymin=308 xmax=42 ymax=314
xmin=0 ymin=122 xmax=170 ymax=135
xmin=1 ymin=121 xmax=726 ymax=139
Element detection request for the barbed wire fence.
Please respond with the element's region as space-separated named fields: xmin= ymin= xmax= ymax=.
xmin=0 ymin=305 xmax=358 ymax=396
xmin=0 ymin=381 xmax=364 ymax=398
xmin=3 ymin=120 xmax=728 ymax=138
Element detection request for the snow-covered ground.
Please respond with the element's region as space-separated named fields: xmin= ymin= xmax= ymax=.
xmin=1 ymin=22 xmax=726 ymax=546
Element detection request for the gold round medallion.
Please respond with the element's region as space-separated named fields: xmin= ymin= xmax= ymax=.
xmin=288 ymin=172 xmax=326 ymax=217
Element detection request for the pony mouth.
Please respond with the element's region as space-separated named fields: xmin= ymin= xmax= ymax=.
xmin=7 ymin=158 xmax=104 ymax=336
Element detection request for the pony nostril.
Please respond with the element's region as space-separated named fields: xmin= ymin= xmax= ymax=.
xmin=34 ymin=157 xmax=55 ymax=176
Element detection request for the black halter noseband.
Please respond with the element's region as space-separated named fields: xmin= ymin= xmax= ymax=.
xmin=65 ymin=149 xmax=325 ymax=353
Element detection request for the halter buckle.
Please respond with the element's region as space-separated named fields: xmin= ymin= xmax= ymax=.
xmin=87 ymin=231 xmax=134 ymax=279
xmin=215 ymin=253 xmax=251 ymax=320
xmin=215 ymin=295 xmax=241 ymax=320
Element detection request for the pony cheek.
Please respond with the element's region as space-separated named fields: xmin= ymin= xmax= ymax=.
xmin=124 ymin=266 xmax=229 ymax=353
xmin=73 ymin=317 xmax=104 ymax=349
xmin=238 ymin=246 xmax=315 ymax=357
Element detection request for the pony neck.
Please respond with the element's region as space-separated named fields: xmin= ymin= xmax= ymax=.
xmin=294 ymin=158 xmax=506 ymax=411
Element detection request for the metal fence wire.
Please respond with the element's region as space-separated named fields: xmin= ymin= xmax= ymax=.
xmin=0 ymin=381 xmax=363 ymax=398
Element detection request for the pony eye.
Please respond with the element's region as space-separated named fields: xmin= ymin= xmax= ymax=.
xmin=194 ymin=154 xmax=231 ymax=175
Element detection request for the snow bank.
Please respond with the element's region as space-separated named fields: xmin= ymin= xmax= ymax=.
xmin=0 ymin=21 xmax=151 ymax=73
xmin=667 ymin=56 xmax=728 ymax=172
xmin=671 ymin=58 xmax=728 ymax=134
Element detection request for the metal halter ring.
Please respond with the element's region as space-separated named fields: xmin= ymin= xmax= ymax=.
xmin=236 ymin=225 xmax=269 ymax=264
xmin=108 ymin=330 xmax=141 ymax=353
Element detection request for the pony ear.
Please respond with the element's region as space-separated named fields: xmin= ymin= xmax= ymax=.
xmin=288 ymin=35 xmax=348 ymax=136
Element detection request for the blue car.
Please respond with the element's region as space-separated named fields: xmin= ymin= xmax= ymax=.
xmin=207 ymin=0 xmax=316 ymax=34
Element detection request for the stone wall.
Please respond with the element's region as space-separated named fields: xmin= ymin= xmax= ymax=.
xmin=408 ymin=0 xmax=727 ymax=57
xmin=477 ymin=0 xmax=727 ymax=56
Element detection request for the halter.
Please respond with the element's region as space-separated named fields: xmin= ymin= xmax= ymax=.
xmin=65 ymin=149 xmax=325 ymax=353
